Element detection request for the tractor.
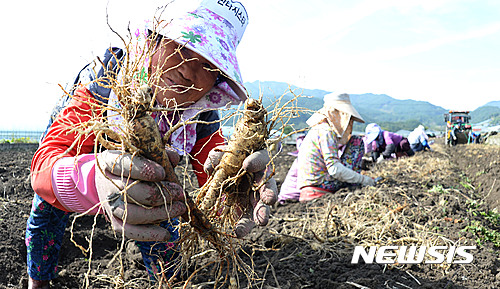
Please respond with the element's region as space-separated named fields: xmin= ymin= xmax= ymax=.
xmin=444 ymin=111 xmax=474 ymax=146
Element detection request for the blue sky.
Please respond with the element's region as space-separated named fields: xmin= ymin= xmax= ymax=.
xmin=1 ymin=0 xmax=499 ymax=130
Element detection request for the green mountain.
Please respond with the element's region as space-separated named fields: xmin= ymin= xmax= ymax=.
xmin=483 ymin=101 xmax=500 ymax=108
xmin=471 ymin=106 xmax=500 ymax=126
xmin=349 ymin=94 xmax=447 ymax=131
xmin=243 ymin=81 xmax=447 ymax=132
xmin=470 ymin=106 xmax=500 ymax=122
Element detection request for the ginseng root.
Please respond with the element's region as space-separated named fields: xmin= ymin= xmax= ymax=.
xmin=123 ymin=85 xmax=218 ymax=245
xmin=196 ymin=98 xmax=268 ymax=229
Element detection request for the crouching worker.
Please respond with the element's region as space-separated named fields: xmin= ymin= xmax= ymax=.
xmin=26 ymin=1 xmax=277 ymax=288
xmin=408 ymin=125 xmax=431 ymax=152
xmin=363 ymin=123 xmax=415 ymax=163
xmin=277 ymin=134 xmax=306 ymax=204
xmin=297 ymin=93 xmax=376 ymax=202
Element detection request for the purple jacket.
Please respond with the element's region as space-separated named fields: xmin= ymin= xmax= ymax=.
xmin=369 ymin=131 xmax=403 ymax=157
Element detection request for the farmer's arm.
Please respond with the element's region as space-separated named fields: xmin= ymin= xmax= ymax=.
xmin=32 ymin=86 xmax=186 ymax=241
xmin=419 ymin=133 xmax=431 ymax=150
xmin=31 ymin=87 xmax=99 ymax=212
xmin=381 ymin=131 xmax=397 ymax=158
xmin=319 ymin=126 xmax=342 ymax=173
xmin=369 ymin=140 xmax=380 ymax=161
xmin=421 ymin=138 xmax=431 ymax=150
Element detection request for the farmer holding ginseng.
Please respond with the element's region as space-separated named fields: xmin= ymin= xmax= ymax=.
xmin=26 ymin=1 xmax=277 ymax=288
xmin=297 ymin=93 xmax=377 ymax=202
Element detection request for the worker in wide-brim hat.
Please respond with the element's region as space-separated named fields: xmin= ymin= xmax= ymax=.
xmin=296 ymin=93 xmax=377 ymax=202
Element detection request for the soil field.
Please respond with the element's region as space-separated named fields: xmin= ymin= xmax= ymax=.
xmin=0 ymin=142 xmax=499 ymax=289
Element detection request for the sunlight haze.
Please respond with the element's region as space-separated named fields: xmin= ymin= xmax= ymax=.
xmin=1 ymin=0 xmax=499 ymax=130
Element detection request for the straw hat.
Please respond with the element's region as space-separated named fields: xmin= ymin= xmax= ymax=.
xmin=306 ymin=93 xmax=364 ymax=127
xmin=155 ymin=0 xmax=249 ymax=100
xmin=323 ymin=93 xmax=364 ymax=123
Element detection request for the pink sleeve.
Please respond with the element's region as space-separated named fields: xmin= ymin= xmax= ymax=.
xmin=383 ymin=131 xmax=395 ymax=145
xmin=31 ymin=89 xmax=100 ymax=212
xmin=51 ymin=154 xmax=102 ymax=215
xmin=278 ymin=158 xmax=301 ymax=203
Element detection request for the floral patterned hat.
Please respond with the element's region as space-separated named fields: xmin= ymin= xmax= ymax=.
xmin=154 ymin=0 xmax=249 ymax=101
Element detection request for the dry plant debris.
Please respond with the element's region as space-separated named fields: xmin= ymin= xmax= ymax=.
xmin=266 ymin=145 xmax=482 ymax=276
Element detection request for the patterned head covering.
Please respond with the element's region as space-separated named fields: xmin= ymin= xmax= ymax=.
xmin=107 ymin=0 xmax=249 ymax=155
xmin=154 ymin=0 xmax=248 ymax=100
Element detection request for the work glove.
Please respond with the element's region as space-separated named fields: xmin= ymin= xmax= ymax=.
xmin=203 ymin=145 xmax=278 ymax=238
xmin=362 ymin=154 xmax=373 ymax=162
xmin=360 ymin=174 xmax=376 ymax=186
xmin=95 ymin=150 xmax=187 ymax=241
xmin=377 ymin=155 xmax=385 ymax=163
xmin=328 ymin=162 xmax=376 ymax=187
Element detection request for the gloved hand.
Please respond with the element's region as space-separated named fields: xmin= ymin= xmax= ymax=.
xmin=329 ymin=162 xmax=376 ymax=187
xmin=377 ymin=155 xmax=385 ymax=163
xmin=95 ymin=150 xmax=187 ymax=241
xmin=360 ymin=174 xmax=376 ymax=186
xmin=362 ymin=154 xmax=373 ymax=162
xmin=204 ymin=145 xmax=278 ymax=238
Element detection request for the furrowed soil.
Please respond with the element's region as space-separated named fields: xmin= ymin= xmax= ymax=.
xmin=1 ymin=141 xmax=499 ymax=289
